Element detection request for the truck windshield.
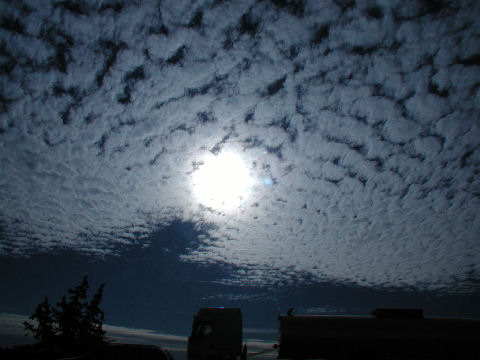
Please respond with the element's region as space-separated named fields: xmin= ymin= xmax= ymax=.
xmin=194 ymin=322 xmax=213 ymax=337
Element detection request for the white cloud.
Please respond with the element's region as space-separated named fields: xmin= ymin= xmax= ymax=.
xmin=0 ymin=0 xmax=479 ymax=291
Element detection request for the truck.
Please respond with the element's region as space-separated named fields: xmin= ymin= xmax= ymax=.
xmin=187 ymin=308 xmax=480 ymax=360
xmin=187 ymin=308 xmax=246 ymax=360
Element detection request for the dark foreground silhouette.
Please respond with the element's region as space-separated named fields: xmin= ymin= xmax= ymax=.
xmin=0 ymin=343 xmax=174 ymax=360
xmin=1 ymin=276 xmax=175 ymax=359
xmin=20 ymin=276 xmax=106 ymax=357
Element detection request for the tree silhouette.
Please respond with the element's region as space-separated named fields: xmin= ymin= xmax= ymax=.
xmin=24 ymin=276 xmax=106 ymax=354
xmin=82 ymin=282 xmax=106 ymax=346
xmin=23 ymin=297 xmax=55 ymax=348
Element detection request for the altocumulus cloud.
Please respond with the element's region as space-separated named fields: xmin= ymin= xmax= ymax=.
xmin=0 ymin=0 xmax=479 ymax=291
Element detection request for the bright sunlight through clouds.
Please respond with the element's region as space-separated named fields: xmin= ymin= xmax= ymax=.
xmin=192 ymin=151 xmax=254 ymax=211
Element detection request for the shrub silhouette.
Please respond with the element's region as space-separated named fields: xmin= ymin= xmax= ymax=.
xmin=24 ymin=276 xmax=106 ymax=354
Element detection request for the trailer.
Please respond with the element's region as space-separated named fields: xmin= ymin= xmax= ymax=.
xmin=278 ymin=309 xmax=480 ymax=359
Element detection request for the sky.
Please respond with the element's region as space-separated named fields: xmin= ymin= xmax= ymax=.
xmin=1 ymin=0 xmax=480 ymax=353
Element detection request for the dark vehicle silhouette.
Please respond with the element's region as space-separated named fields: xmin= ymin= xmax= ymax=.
xmin=187 ymin=308 xmax=246 ymax=360
xmin=188 ymin=308 xmax=480 ymax=360
xmin=278 ymin=308 xmax=479 ymax=359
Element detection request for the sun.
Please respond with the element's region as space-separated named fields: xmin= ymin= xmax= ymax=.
xmin=192 ymin=151 xmax=253 ymax=210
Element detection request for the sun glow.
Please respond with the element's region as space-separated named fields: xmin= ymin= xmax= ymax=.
xmin=192 ymin=151 xmax=253 ymax=210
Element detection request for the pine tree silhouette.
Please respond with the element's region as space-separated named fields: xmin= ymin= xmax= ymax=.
xmin=24 ymin=276 xmax=106 ymax=355
xmin=23 ymin=297 xmax=55 ymax=349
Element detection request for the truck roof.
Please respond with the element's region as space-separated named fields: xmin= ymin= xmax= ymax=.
xmin=197 ymin=307 xmax=241 ymax=313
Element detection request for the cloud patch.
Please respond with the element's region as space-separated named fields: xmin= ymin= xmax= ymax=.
xmin=0 ymin=0 xmax=479 ymax=292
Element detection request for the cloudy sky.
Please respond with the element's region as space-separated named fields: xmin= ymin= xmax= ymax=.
xmin=1 ymin=0 xmax=480 ymax=350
